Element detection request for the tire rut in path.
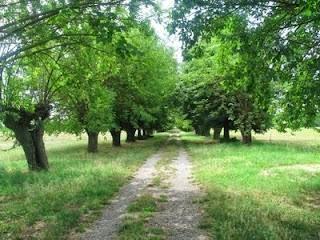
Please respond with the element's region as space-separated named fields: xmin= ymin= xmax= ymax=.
xmin=79 ymin=152 xmax=162 ymax=240
xmin=149 ymin=149 xmax=209 ymax=240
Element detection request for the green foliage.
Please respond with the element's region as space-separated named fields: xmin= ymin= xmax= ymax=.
xmin=0 ymin=3 xmax=177 ymax=164
xmin=106 ymin=26 xmax=177 ymax=132
xmin=172 ymin=0 xmax=320 ymax=132
xmin=47 ymin=44 xmax=115 ymax=135
xmin=177 ymin=16 xmax=272 ymax=139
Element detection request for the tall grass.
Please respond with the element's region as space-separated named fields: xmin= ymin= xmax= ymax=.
xmin=0 ymin=134 xmax=167 ymax=239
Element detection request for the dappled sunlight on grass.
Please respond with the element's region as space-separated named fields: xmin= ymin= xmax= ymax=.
xmin=0 ymin=134 xmax=167 ymax=239
xmin=183 ymin=130 xmax=320 ymax=239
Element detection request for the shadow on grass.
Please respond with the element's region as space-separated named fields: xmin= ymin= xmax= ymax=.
xmin=200 ymin=187 xmax=320 ymax=240
xmin=0 ymin=135 xmax=168 ymax=239
xmin=182 ymin=134 xmax=320 ymax=154
xmin=0 ymin=136 xmax=167 ymax=188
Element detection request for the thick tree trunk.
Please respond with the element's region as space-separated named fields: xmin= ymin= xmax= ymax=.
xmin=126 ymin=128 xmax=136 ymax=142
xmin=11 ymin=122 xmax=49 ymax=171
xmin=223 ymin=120 xmax=230 ymax=141
xmin=241 ymin=130 xmax=252 ymax=144
xmin=86 ymin=130 xmax=99 ymax=153
xmin=213 ymin=127 xmax=222 ymax=140
xmin=110 ymin=129 xmax=121 ymax=147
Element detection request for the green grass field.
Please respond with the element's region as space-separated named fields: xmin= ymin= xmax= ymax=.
xmin=1 ymin=129 xmax=320 ymax=240
xmin=182 ymin=129 xmax=320 ymax=240
xmin=0 ymin=134 xmax=167 ymax=240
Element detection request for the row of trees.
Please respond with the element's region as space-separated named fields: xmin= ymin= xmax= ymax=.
xmin=172 ymin=0 xmax=320 ymax=143
xmin=0 ymin=1 xmax=177 ymax=171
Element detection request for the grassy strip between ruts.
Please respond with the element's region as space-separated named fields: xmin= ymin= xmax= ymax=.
xmin=150 ymin=139 xmax=180 ymax=189
xmin=0 ymin=134 xmax=167 ymax=240
xmin=117 ymin=194 xmax=166 ymax=240
xmin=118 ymin=140 xmax=180 ymax=240
xmin=182 ymin=131 xmax=320 ymax=240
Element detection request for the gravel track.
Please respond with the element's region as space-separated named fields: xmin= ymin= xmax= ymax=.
xmin=79 ymin=152 xmax=162 ymax=240
xmin=79 ymin=138 xmax=208 ymax=240
xmin=149 ymin=149 xmax=209 ymax=240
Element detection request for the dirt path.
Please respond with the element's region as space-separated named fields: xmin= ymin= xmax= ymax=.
xmin=149 ymin=149 xmax=209 ymax=240
xmin=80 ymin=152 xmax=162 ymax=240
xmin=79 ymin=137 xmax=208 ymax=240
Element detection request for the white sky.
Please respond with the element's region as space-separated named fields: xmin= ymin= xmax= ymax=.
xmin=148 ymin=0 xmax=183 ymax=63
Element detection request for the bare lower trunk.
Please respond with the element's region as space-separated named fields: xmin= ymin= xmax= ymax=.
xmin=143 ymin=128 xmax=153 ymax=138
xmin=86 ymin=130 xmax=99 ymax=153
xmin=137 ymin=129 xmax=144 ymax=140
xmin=143 ymin=129 xmax=147 ymax=138
xmin=213 ymin=127 xmax=222 ymax=140
xmin=199 ymin=126 xmax=210 ymax=137
xmin=194 ymin=126 xmax=200 ymax=135
xmin=223 ymin=120 xmax=230 ymax=141
xmin=110 ymin=129 xmax=121 ymax=147
xmin=241 ymin=130 xmax=252 ymax=144
xmin=11 ymin=122 xmax=49 ymax=171
xmin=126 ymin=128 xmax=136 ymax=142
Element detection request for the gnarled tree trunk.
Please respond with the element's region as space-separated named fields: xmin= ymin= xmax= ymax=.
xmin=5 ymin=118 xmax=49 ymax=171
xmin=110 ymin=129 xmax=121 ymax=147
xmin=86 ymin=130 xmax=99 ymax=153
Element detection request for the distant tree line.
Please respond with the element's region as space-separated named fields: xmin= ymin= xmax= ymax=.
xmin=172 ymin=0 xmax=320 ymax=143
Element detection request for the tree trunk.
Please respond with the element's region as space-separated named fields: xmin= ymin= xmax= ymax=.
xmin=143 ymin=128 xmax=153 ymax=138
xmin=137 ymin=129 xmax=144 ymax=140
xmin=223 ymin=120 xmax=230 ymax=141
xmin=199 ymin=126 xmax=210 ymax=136
xmin=0 ymin=67 xmax=3 ymax=101
xmin=126 ymin=128 xmax=136 ymax=142
xmin=213 ymin=127 xmax=222 ymax=140
xmin=10 ymin=122 xmax=49 ymax=171
xmin=142 ymin=129 xmax=147 ymax=138
xmin=194 ymin=126 xmax=200 ymax=135
xmin=86 ymin=130 xmax=99 ymax=153
xmin=110 ymin=129 xmax=121 ymax=147
xmin=241 ymin=130 xmax=252 ymax=144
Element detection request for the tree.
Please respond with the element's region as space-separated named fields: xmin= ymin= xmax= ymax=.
xmin=106 ymin=26 xmax=177 ymax=146
xmin=49 ymin=44 xmax=115 ymax=153
xmin=171 ymin=0 xmax=320 ymax=132
xmin=177 ymin=16 xmax=272 ymax=143
xmin=0 ymin=51 xmax=63 ymax=170
xmin=0 ymin=0 xmax=155 ymax=63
